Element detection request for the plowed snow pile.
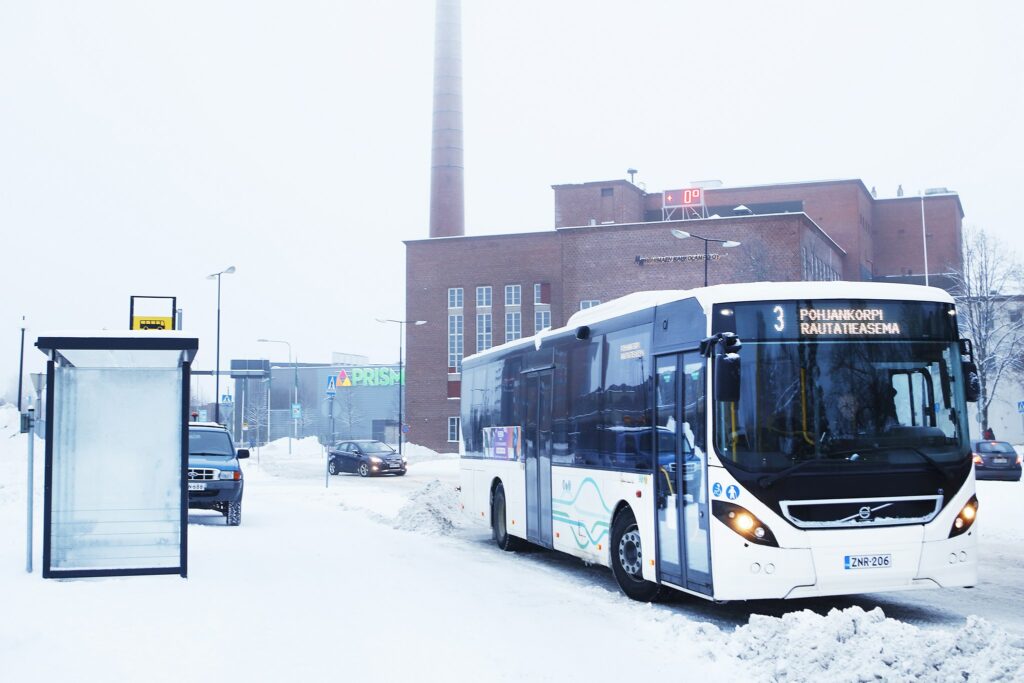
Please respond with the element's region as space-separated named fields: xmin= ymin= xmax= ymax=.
xmin=728 ymin=606 xmax=1024 ymax=682
xmin=393 ymin=480 xmax=461 ymax=535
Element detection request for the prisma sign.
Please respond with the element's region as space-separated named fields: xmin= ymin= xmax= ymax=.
xmin=335 ymin=367 xmax=404 ymax=387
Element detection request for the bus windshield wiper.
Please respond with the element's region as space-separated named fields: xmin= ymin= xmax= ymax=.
xmin=894 ymin=446 xmax=955 ymax=484
xmin=758 ymin=458 xmax=836 ymax=489
xmin=828 ymin=445 xmax=954 ymax=484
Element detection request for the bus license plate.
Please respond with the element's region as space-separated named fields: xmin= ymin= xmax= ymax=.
xmin=188 ymin=482 xmax=206 ymax=491
xmin=844 ymin=554 xmax=891 ymax=570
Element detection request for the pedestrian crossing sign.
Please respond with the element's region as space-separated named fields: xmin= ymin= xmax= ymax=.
xmin=326 ymin=375 xmax=337 ymax=397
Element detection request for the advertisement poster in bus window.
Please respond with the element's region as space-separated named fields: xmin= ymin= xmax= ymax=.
xmin=483 ymin=426 xmax=521 ymax=460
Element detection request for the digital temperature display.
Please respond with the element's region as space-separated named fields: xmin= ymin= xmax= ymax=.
xmin=663 ymin=187 xmax=703 ymax=207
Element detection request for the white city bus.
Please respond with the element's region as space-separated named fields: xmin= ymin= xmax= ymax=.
xmin=459 ymin=282 xmax=981 ymax=601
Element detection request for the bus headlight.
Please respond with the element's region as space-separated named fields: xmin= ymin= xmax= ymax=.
xmin=712 ymin=501 xmax=778 ymax=547
xmin=949 ymin=495 xmax=979 ymax=538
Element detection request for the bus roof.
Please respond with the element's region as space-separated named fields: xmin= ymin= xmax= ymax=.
xmin=464 ymin=281 xmax=955 ymax=365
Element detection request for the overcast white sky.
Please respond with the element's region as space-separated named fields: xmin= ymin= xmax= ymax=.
xmin=2 ymin=1 xmax=1022 ymax=399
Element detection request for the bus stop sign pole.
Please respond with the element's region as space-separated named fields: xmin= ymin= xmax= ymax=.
xmin=22 ymin=407 xmax=34 ymax=573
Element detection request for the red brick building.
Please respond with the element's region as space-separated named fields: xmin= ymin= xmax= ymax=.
xmin=405 ymin=178 xmax=965 ymax=451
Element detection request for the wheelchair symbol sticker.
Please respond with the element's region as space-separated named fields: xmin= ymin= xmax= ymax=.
xmin=725 ymin=485 xmax=740 ymax=500
xmin=712 ymin=482 xmax=723 ymax=497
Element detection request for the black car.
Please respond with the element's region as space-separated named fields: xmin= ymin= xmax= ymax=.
xmin=328 ymin=440 xmax=407 ymax=477
xmin=972 ymin=440 xmax=1022 ymax=481
xmin=188 ymin=423 xmax=249 ymax=525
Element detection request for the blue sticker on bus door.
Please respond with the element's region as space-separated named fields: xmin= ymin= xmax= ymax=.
xmin=725 ymin=485 xmax=740 ymax=500
xmin=712 ymin=482 xmax=723 ymax=497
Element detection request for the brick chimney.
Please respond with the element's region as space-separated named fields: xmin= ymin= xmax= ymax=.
xmin=428 ymin=0 xmax=465 ymax=238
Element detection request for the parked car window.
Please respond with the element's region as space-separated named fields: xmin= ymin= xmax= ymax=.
xmin=360 ymin=441 xmax=396 ymax=454
xmin=189 ymin=430 xmax=234 ymax=456
xmin=977 ymin=441 xmax=1015 ymax=454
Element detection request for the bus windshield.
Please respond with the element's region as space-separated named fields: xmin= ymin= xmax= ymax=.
xmin=713 ymin=339 xmax=970 ymax=473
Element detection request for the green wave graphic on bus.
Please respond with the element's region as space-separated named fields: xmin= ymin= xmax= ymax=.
xmin=552 ymin=477 xmax=613 ymax=549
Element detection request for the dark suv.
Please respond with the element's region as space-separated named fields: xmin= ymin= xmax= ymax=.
xmin=188 ymin=423 xmax=249 ymax=525
xmin=972 ymin=440 xmax=1022 ymax=481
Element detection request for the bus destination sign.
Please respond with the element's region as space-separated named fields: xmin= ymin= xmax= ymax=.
xmin=798 ymin=307 xmax=901 ymax=336
xmin=713 ymin=300 xmax=957 ymax=341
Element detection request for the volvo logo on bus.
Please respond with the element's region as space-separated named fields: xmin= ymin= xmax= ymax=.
xmin=858 ymin=506 xmax=872 ymax=520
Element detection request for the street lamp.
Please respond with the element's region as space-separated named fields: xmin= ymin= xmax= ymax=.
xmin=257 ymin=338 xmax=297 ymax=454
xmin=671 ymin=229 xmax=741 ymax=287
xmin=206 ymin=266 xmax=236 ymax=423
xmin=376 ymin=318 xmax=427 ymax=456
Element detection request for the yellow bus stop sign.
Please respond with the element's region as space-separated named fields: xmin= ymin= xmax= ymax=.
xmin=132 ymin=316 xmax=174 ymax=331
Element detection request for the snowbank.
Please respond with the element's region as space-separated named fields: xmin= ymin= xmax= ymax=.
xmin=728 ymin=606 xmax=1024 ymax=681
xmin=402 ymin=441 xmax=458 ymax=462
xmin=393 ymin=479 xmax=463 ymax=535
xmin=251 ymin=436 xmax=328 ymax=479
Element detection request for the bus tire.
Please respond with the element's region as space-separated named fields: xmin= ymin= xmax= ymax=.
xmin=610 ymin=507 xmax=661 ymax=602
xmin=492 ymin=483 xmax=524 ymax=552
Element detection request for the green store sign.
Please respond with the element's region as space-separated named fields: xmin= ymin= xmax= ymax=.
xmin=336 ymin=367 xmax=404 ymax=387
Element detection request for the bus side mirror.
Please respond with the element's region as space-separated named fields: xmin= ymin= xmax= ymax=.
xmin=715 ymin=353 xmax=741 ymax=403
xmin=963 ymin=361 xmax=981 ymax=403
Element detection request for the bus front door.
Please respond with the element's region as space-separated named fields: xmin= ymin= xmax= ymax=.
xmin=524 ymin=370 xmax=553 ymax=547
xmin=655 ymin=352 xmax=713 ymax=595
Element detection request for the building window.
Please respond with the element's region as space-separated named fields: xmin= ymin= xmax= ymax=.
xmin=448 ymin=417 xmax=461 ymax=443
xmin=448 ymin=314 xmax=463 ymax=371
xmin=505 ymin=284 xmax=521 ymax=306
xmin=476 ymin=286 xmax=492 ymax=307
xmin=601 ymin=187 xmax=614 ymax=197
xmin=579 ymin=300 xmax=600 ymax=310
xmin=533 ymin=282 xmax=551 ymax=304
xmin=535 ymin=310 xmax=551 ymax=333
xmin=477 ymin=313 xmax=492 ymax=352
xmin=505 ymin=311 xmax=521 ymax=342
xmin=534 ymin=283 xmax=542 ymax=304
xmin=448 ymin=287 xmax=463 ymax=309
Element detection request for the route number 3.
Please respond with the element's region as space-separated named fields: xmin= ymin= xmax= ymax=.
xmin=773 ymin=305 xmax=785 ymax=332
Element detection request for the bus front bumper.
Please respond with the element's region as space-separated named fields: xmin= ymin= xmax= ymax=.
xmin=710 ymin=525 xmax=978 ymax=601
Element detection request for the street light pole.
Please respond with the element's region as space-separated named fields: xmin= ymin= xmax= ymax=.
xmin=17 ymin=316 xmax=26 ymax=412
xmin=207 ymin=266 xmax=236 ymax=424
xmin=258 ymin=338 xmax=294 ymax=454
xmin=671 ymin=229 xmax=742 ymax=287
xmin=920 ymin=191 xmax=930 ymax=287
xmin=376 ymin=318 xmax=426 ymax=455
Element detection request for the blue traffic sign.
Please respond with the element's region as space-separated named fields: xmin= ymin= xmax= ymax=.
xmin=1018 ymin=401 xmax=1024 ymax=414
xmin=325 ymin=375 xmax=337 ymax=397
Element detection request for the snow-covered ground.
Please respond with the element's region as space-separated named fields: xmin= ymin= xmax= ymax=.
xmin=2 ymin=404 xmax=1023 ymax=682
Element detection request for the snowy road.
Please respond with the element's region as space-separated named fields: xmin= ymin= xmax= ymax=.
xmin=2 ymin=423 xmax=1023 ymax=682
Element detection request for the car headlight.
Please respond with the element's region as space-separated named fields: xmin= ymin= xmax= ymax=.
xmin=949 ymin=495 xmax=978 ymax=538
xmin=369 ymin=456 xmax=383 ymax=464
xmin=712 ymin=501 xmax=779 ymax=547
xmin=219 ymin=470 xmax=240 ymax=481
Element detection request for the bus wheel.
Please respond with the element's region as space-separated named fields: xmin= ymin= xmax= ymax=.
xmin=610 ymin=508 xmax=661 ymax=602
xmin=492 ymin=483 xmax=524 ymax=552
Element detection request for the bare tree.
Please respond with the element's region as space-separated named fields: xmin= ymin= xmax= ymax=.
xmin=244 ymin=397 xmax=269 ymax=446
xmin=337 ymin=390 xmax=363 ymax=440
xmin=951 ymin=226 xmax=1024 ymax=431
xmin=739 ymin=236 xmax=788 ymax=281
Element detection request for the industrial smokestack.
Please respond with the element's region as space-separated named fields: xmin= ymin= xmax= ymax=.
xmin=429 ymin=0 xmax=465 ymax=238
